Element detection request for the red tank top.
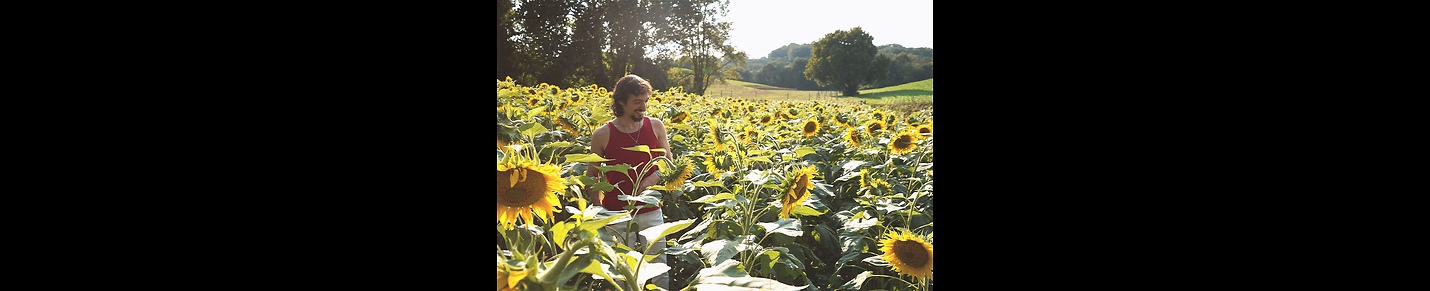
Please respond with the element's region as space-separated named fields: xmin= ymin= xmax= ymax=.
xmin=602 ymin=117 xmax=662 ymax=214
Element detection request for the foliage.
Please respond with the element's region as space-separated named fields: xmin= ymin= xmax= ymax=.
xmin=805 ymin=27 xmax=891 ymax=96
xmin=496 ymin=78 xmax=933 ymax=291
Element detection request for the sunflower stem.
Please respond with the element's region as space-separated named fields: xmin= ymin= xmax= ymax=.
xmin=866 ymin=274 xmax=919 ymax=290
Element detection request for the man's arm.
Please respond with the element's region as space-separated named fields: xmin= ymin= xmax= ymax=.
xmin=651 ymin=118 xmax=673 ymax=161
xmin=636 ymin=118 xmax=672 ymax=193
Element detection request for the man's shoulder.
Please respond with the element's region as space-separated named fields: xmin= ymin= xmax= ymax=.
xmin=591 ymin=121 xmax=611 ymax=136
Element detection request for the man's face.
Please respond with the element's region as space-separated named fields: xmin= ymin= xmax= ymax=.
xmin=622 ymin=92 xmax=649 ymax=122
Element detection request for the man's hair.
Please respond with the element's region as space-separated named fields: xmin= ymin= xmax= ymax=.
xmin=610 ymin=75 xmax=652 ymax=117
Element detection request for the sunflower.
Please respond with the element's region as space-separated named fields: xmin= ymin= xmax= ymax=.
xmin=865 ymin=119 xmax=886 ymax=135
xmin=496 ymin=264 xmax=528 ymax=291
xmin=663 ymin=158 xmax=694 ymax=190
xmin=889 ymin=131 xmax=919 ymax=155
xmin=743 ymin=126 xmax=760 ymax=143
xmin=801 ymin=119 xmax=820 ymax=137
xmin=844 ymin=128 xmax=862 ymax=147
xmin=759 ymin=114 xmax=773 ymax=126
xmin=671 ymin=111 xmax=690 ymax=124
xmin=780 ymin=165 xmax=818 ymax=219
xmin=556 ymin=116 xmax=579 ymax=136
xmin=527 ymin=96 xmax=541 ymax=107
xmin=858 ymin=169 xmax=871 ymax=189
xmin=870 ymin=177 xmax=892 ymax=190
xmin=879 ymin=229 xmax=934 ymax=283
xmin=871 ymin=110 xmax=885 ymax=124
xmin=569 ymin=91 xmax=584 ymax=105
xmin=709 ymin=128 xmax=727 ymax=152
xmin=496 ymin=157 xmax=564 ymax=230
xmin=711 ymin=108 xmax=723 ymax=119
xmin=497 ymin=79 xmax=514 ymax=91
xmin=916 ymin=124 xmax=933 ymax=138
xmin=834 ymin=114 xmax=852 ymax=128
xmin=497 ymin=124 xmax=516 ymax=150
xmin=702 ymin=154 xmax=728 ymax=179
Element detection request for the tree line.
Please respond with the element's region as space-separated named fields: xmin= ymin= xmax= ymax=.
xmin=738 ymin=43 xmax=934 ymax=90
xmin=498 ymin=0 xmax=744 ymax=96
xmin=499 ymin=0 xmax=931 ymax=96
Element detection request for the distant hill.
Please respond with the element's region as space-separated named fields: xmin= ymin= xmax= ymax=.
xmin=735 ymin=43 xmax=933 ymax=90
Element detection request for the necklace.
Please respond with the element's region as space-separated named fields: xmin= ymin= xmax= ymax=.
xmin=618 ymin=120 xmax=641 ymax=144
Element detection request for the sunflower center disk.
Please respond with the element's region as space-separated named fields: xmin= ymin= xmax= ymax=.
xmin=894 ymin=241 xmax=929 ymax=267
xmin=511 ymin=175 xmax=548 ymax=205
xmin=502 ymin=188 xmax=529 ymax=207
xmin=896 ymin=138 xmax=913 ymax=147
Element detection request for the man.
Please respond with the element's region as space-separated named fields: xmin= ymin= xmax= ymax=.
xmin=585 ymin=74 xmax=671 ymax=290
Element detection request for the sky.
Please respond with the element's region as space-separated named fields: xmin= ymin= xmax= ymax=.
xmin=722 ymin=0 xmax=934 ymax=59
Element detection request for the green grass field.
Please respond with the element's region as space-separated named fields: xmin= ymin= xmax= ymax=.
xmin=702 ymin=78 xmax=933 ymax=114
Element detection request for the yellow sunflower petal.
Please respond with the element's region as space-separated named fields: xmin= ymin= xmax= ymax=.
xmin=889 ymin=131 xmax=919 ymax=154
xmin=879 ymin=229 xmax=934 ymax=283
xmin=779 ymin=165 xmax=818 ymax=219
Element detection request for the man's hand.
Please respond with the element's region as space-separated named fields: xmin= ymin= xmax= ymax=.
xmin=639 ymin=171 xmax=660 ymax=193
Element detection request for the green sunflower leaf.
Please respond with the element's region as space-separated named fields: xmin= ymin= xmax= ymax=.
xmin=590 ymin=181 xmax=615 ymax=192
xmin=792 ymin=205 xmax=825 ymax=217
xmin=551 ymin=221 xmax=574 ymax=250
xmin=692 ymin=192 xmax=737 ymax=203
xmin=565 ymin=153 xmax=613 ymax=163
xmin=794 ymin=148 xmax=817 ymax=159
xmin=671 ymin=123 xmax=696 ymax=132
xmin=622 ymin=145 xmax=651 ymax=153
xmin=637 ymin=218 xmax=694 ymax=248
xmin=861 ymin=255 xmax=890 ymax=267
xmin=545 ymin=141 xmax=574 ymax=148
xmin=596 ymin=164 xmax=631 ymax=174
xmin=519 ymin=122 xmax=548 ymax=137
xmin=840 ymin=271 xmax=874 ymax=291
xmin=744 ymin=169 xmax=771 ymax=185
xmin=756 ymin=218 xmax=803 ymax=239
xmin=691 ymin=259 xmax=808 ymax=291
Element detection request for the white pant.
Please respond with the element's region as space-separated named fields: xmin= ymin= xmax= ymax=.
xmin=605 ymin=208 xmax=668 ymax=291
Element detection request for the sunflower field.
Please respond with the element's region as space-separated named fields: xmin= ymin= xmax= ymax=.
xmin=497 ymin=77 xmax=933 ymax=291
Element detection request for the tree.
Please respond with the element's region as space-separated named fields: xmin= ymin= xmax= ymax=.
xmin=786 ymin=44 xmax=811 ymax=60
xmin=649 ymin=0 xmax=744 ymax=95
xmin=881 ymin=52 xmax=915 ymax=87
xmin=757 ymin=61 xmax=785 ymax=86
xmin=568 ymin=0 xmax=608 ymax=87
xmin=515 ymin=0 xmax=576 ymax=87
xmin=767 ymin=44 xmax=791 ymax=60
xmin=605 ymin=0 xmax=651 ymax=85
xmin=497 ymin=0 xmax=519 ymax=80
xmin=804 ymin=27 xmax=889 ymax=96
xmin=787 ymin=58 xmax=821 ymax=90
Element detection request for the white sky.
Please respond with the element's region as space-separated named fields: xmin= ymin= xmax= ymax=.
xmin=722 ymin=0 xmax=934 ymax=59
